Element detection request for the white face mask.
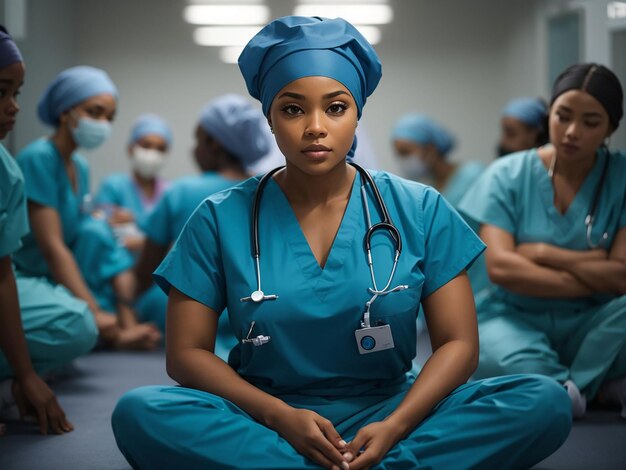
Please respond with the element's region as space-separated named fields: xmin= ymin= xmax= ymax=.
xmin=131 ymin=146 xmax=166 ymax=179
xmin=398 ymin=156 xmax=430 ymax=181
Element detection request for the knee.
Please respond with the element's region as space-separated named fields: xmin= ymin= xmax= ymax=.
xmin=514 ymin=374 xmax=572 ymax=443
xmin=112 ymin=386 xmax=162 ymax=438
xmin=51 ymin=301 xmax=99 ymax=361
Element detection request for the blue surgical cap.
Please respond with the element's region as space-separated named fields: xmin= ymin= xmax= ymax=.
xmin=0 ymin=26 xmax=23 ymax=69
xmin=238 ymin=16 xmax=382 ymax=119
xmin=37 ymin=66 xmax=118 ymax=127
xmin=129 ymin=113 xmax=173 ymax=148
xmin=502 ymin=97 xmax=547 ymax=129
xmin=392 ymin=114 xmax=456 ymax=156
xmin=198 ymin=94 xmax=271 ymax=170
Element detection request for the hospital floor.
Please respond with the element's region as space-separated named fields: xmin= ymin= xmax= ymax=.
xmin=1 ymin=333 xmax=625 ymax=470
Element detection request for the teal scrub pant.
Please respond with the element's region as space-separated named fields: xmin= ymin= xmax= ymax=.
xmin=0 ymin=276 xmax=98 ymax=380
xmin=73 ymin=217 xmax=134 ymax=312
xmin=112 ymin=374 xmax=571 ymax=469
xmin=474 ymin=294 xmax=626 ymax=398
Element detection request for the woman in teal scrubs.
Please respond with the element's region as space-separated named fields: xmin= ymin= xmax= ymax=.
xmin=96 ymin=114 xmax=172 ymax=256
xmin=14 ymin=66 xmax=160 ymax=350
xmin=497 ymin=96 xmax=548 ymax=157
xmin=460 ymin=63 xmax=626 ymax=419
xmin=134 ymin=94 xmax=271 ymax=352
xmin=113 ymin=17 xmax=571 ymax=469
xmin=392 ymin=114 xmax=488 ymax=298
xmin=0 ymin=27 xmax=95 ymax=436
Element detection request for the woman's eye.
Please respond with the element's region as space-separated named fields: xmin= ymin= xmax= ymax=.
xmin=327 ymin=103 xmax=347 ymax=114
xmin=555 ymin=112 xmax=569 ymax=122
xmin=282 ymin=104 xmax=303 ymax=116
xmin=585 ymin=121 xmax=600 ymax=128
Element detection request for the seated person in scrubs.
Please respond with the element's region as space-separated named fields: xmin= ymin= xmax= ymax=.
xmin=133 ymin=94 xmax=272 ymax=350
xmin=13 ymin=66 xmax=161 ymax=350
xmin=0 ymin=26 xmax=94 ymax=436
xmin=95 ymin=114 xmax=172 ymax=255
xmin=112 ymin=17 xmax=571 ymax=470
xmin=460 ymin=63 xmax=626 ymax=419
xmin=392 ymin=114 xmax=488 ymax=298
xmin=497 ymin=96 xmax=548 ymax=157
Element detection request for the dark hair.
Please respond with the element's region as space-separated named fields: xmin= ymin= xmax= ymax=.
xmin=551 ymin=63 xmax=623 ymax=131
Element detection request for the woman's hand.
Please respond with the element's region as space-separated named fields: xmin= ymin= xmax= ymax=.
xmin=12 ymin=372 xmax=73 ymax=435
xmin=271 ymin=407 xmax=350 ymax=469
xmin=108 ymin=207 xmax=135 ymax=225
xmin=344 ymin=421 xmax=403 ymax=470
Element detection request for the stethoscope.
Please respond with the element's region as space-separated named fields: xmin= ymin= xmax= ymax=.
xmin=548 ymin=146 xmax=610 ymax=249
xmin=240 ymin=162 xmax=407 ymax=347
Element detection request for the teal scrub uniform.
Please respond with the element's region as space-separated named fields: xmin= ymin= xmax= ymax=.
xmin=459 ymin=149 xmax=626 ymax=398
xmin=112 ymin=171 xmax=571 ymax=469
xmin=96 ymin=173 xmax=167 ymax=228
xmin=0 ymin=144 xmax=97 ymax=380
xmin=441 ymin=161 xmax=489 ymax=300
xmin=13 ymin=138 xmax=133 ymax=312
xmin=134 ymin=172 xmax=240 ymax=353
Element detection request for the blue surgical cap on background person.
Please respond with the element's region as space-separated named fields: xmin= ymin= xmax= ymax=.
xmin=37 ymin=66 xmax=118 ymax=127
xmin=501 ymin=97 xmax=547 ymax=129
xmin=198 ymin=94 xmax=271 ymax=170
xmin=129 ymin=114 xmax=173 ymax=148
xmin=238 ymin=16 xmax=382 ymax=119
xmin=392 ymin=114 xmax=456 ymax=157
xmin=0 ymin=26 xmax=23 ymax=69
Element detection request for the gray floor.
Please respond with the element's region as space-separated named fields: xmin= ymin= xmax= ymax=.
xmin=1 ymin=348 xmax=625 ymax=470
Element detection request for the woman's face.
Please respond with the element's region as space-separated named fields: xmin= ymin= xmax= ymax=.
xmin=0 ymin=62 xmax=25 ymax=140
xmin=268 ymin=76 xmax=358 ymax=176
xmin=549 ymin=89 xmax=611 ymax=162
xmin=62 ymin=93 xmax=117 ymax=129
xmin=498 ymin=116 xmax=539 ymax=155
xmin=130 ymin=134 xmax=168 ymax=155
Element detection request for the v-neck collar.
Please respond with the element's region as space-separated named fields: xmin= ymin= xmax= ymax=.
xmin=267 ymin=170 xmax=362 ymax=302
xmin=534 ymin=148 xmax=605 ymax=233
xmin=49 ymin=139 xmax=82 ymax=198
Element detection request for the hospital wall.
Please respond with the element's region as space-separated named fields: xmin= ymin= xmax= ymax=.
xmin=2 ymin=0 xmax=621 ymax=188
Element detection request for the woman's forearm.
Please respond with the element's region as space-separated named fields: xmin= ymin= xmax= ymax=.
xmin=384 ymin=339 xmax=476 ymax=436
xmin=489 ymin=250 xmax=594 ymax=298
xmin=43 ymin=242 xmax=99 ymax=312
xmin=167 ymin=348 xmax=292 ymax=427
xmin=567 ymin=259 xmax=626 ymax=295
xmin=0 ymin=258 xmax=35 ymax=379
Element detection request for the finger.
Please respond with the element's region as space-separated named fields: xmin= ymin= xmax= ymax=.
xmin=307 ymin=448 xmax=339 ymax=470
xmin=319 ymin=419 xmax=347 ymax=451
xmin=347 ymin=431 xmax=369 ymax=458
xmin=314 ymin=432 xmax=348 ymax=467
xmin=348 ymin=448 xmax=380 ymax=470
xmin=36 ymin=406 xmax=48 ymax=435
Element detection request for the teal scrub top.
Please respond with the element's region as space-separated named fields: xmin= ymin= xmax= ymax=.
xmin=0 ymin=144 xmax=29 ymax=258
xmin=96 ymin=173 xmax=167 ymax=228
xmin=154 ymin=171 xmax=485 ymax=397
xmin=459 ymin=148 xmax=626 ymax=312
xmin=442 ymin=161 xmax=486 ymax=208
xmin=13 ymin=139 xmax=90 ymax=277
xmin=142 ymin=172 xmax=237 ymax=247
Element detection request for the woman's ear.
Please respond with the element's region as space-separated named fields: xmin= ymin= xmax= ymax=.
xmin=267 ymin=118 xmax=274 ymax=134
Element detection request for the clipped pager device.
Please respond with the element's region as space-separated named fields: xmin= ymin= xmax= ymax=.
xmin=355 ymin=324 xmax=395 ymax=355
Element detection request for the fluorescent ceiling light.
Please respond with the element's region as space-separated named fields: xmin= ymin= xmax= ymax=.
xmin=354 ymin=25 xmax=381 ymax=45
xmin=184 ymin=5 xmax=270 ymax=25
xmin=194 ymin=26 xmax=263 ymax=46
xmin=293 ymin=4 xmax=393 ymax=25
xmin=219 ymin=46 xmax=245 ymax=64
xmin=608 ymin=2 xmax=626 ymax=19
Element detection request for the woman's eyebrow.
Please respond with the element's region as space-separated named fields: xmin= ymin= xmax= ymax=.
xmin=276 ymin=92 xmax=305 ymax=100
xmin=323 ymin=90 xmax=349 ymax=99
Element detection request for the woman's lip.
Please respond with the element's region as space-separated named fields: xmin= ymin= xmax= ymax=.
xmin=561 ymin=143 xmax=579 ymax=152
xmin=302 ymin=150 xmax=331 ymax=158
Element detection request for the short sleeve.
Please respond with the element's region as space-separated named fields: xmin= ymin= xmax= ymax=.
xmin=17 ymin=145 xmax=60 ymax=209
xmin=142 ymin=191 xmax=173 ymax=246
xmin=0 ymin=153 xmax=29 ymax=257
xmin=457 ymin=158 xmax=519 ymax=235
xmin=420 ymin=186 xmax=486 ymax=298
xmin=95 ymin=175 xmax=120 ymax=206
xmin=153 ymin=201 xmax=226 ymax=312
